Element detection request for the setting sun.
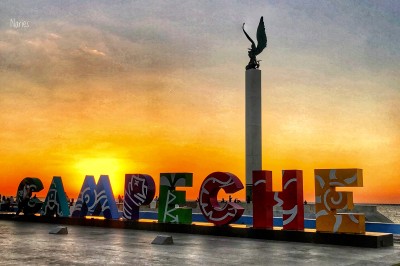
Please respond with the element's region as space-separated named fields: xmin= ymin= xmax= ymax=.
xmin=73 ymin=157 xmax=127 ymax=197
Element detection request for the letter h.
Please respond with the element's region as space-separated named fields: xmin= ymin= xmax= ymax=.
xmin=252 ymin=170 xmax=304 ymax=230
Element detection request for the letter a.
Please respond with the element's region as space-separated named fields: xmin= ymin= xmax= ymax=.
xmin=41 ymin=176 xmax=70 ymax=217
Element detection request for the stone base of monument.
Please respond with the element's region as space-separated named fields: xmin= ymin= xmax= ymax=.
xmin=49 ymin=226 xmax=68 ymax=234
xmin=151 ymin=235 xmax=174 ymax=245
xmin=1 ymin=214 xmax=393 ymax=248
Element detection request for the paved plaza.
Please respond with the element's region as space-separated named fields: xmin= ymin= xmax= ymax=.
xmin=0 ymin=220 xmax=399 ymax=265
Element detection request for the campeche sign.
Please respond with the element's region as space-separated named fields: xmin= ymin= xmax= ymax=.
xmin=19 ymin=168 xmax=365 ymax=234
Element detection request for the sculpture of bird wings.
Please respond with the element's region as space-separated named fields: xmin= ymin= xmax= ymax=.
xmin=255 ymin=16 xmax=267 ymax=55
xmin=242 ymin=23 xmax=255 ymax=49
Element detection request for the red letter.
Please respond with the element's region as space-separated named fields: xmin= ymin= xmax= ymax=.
xmin=252 ymin=171 xmax=274 ymax=228
xmin=199 ymin=172 xmax=244 ymax=226
xmin=252 ymin=170 xmax=304 ymax=230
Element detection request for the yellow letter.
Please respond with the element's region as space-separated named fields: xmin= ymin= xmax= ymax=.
xmin=315 ymin=169 xmax=365 ymax=234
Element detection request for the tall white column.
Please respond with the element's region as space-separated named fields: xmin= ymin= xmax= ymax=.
xmin=245 ymin=69 xmax=262 ymax=202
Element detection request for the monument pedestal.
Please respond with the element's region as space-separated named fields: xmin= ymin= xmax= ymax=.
xmin=245 ymin=69 xmax=262 ymax=201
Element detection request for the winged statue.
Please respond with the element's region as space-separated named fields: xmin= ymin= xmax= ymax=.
xmin=242 ymin=16 xmax=267 ymax=70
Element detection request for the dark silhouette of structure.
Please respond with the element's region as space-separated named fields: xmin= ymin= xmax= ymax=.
xmin=242 ymin=16 xmax=267 ymax=70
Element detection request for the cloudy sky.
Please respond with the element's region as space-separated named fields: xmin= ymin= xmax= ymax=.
xmin=0 ymin=1 xmax=399 ymax=203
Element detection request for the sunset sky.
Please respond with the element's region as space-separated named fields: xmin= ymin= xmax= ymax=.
xmin=0 ymin=1 xmax=399 ymax=203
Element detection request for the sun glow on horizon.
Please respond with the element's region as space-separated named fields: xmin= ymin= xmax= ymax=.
xmin=73 ymin=157 xmax=127 ymax=197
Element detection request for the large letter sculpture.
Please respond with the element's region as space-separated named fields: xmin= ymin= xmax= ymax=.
xmin=253 ymin=170 xmax=304 ymax=230
xmin=72 ymin=175 xmax=120 ymax=219
xmin=123 ymin=174 xmax=155 ymax=220
xmin=41 ymin=176 xmax=70 ymax=217
xmin=314 ymin=169 xmax=365 ymax=234
xmin=158 ymin=173 xmax=193 ymax=224
xmin=16 ymin=177 xmax=44 ymax=214
xmin=199 ymin=172 xmax=244 ymax=226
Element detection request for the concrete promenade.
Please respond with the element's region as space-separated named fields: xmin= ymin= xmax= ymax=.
xmin=0 ymin=220 xmax=399 ymax=265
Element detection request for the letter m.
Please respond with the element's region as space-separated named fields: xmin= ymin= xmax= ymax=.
xmin=71 ymin=175 xmax=120 ymax=219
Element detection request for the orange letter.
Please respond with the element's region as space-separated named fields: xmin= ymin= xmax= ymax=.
xmin=314 ymin=169 xmax=365 ymax=234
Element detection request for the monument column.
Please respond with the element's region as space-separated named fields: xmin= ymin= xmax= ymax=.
xmin=242 ymin=16 xmax=267 ymax=202
xmin=245 ymin=68 xmax=262 ymax=202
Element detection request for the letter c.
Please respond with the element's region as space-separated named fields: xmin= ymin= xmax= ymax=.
xmin=198 ymin=172 xmax=244 ymax=226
